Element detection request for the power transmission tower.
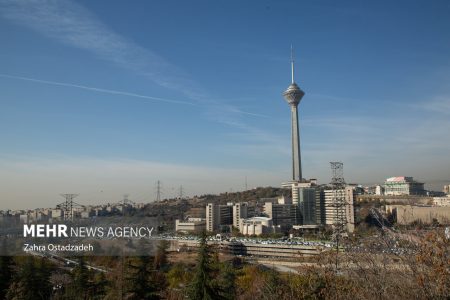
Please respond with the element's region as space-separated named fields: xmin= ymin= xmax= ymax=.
xmin=57 ymin=194 xmax=82 ymax=221
xmin=245 ymin=176 xmax=248 ymax=191
xmin=178 ymin=185 xmax=184 ymax=199
xmin=119 ymin=194 xmax=135 ymax=206
xmin=330 ymin=162 xmax=347 ymax=272
xmin=155 ymin=180 xmax=162 ymax=202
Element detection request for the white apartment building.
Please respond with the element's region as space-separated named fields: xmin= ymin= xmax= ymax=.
xmin=384 ymin=176 xmax=425 ymax=196
xmin=232 ymin=202 xmax=248 ymax=229
xmin=206 ymin=203 xmax=232 ymax=232
xmin=175 ymin=218 xmax=206 ymax=233
xmin=323 ymin=186 xmax=355 ymax=233
xmin=239 ymin=217 xmax=274 ymax=236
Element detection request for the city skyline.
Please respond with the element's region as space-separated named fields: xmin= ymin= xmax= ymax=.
xmin=1 ymin=0 xmax=450 ymax=209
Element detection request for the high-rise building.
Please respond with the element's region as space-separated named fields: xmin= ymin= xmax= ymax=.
xmin=323 ymin=186 xmax=356 ymax=232
xmin=206 ymin=203 xmax=232 ymax=232
xmin=233 ymin=202 xmax=249 ymax=229
xmin=384 ymin=177 xmax=425 ymax=196
xmin=264 ymin=202 xmax=298 ymax=226
xmin=297 ymin=187 xmax=317 ymax=225
xmin=443 ymin=184 xmax=450 ymax=195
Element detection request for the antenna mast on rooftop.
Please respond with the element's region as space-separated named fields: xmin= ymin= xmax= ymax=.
xmin=291 ymin=45 xmax=295 ymax=84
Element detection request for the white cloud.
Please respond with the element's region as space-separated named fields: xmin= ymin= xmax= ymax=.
xmin=420 ymin=95 xmax=450 ymax=115
xmin=0 ymin=73 xmax=196 ymax=106
xmin=0 ymin=0 xmax=198 ymax=94
xmin=0 ymin=0 xmax=271 ymax=142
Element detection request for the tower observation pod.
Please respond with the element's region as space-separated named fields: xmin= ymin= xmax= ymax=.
xmin=283 ymin=47 xmax=305 ymax=182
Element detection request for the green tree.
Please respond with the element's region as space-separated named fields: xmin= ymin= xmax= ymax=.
xmin=35 ymin=258 xmax=53 ymax=299
xmin=64 ymin=257 xmax=91 ymax=299
xmin=188 ymin=231 xmax=217 ymax=300
xmin=215 ymin=262 xmax=236 ymax=300
xmin=0 ymin=255 xmax=14 ymax=298
xmin=126 ymin=255 xmax=159 ymax=299
xmin=91 ymin=272 xmax=108 ymax=299
xmin=6 ymin=256 xmax=52 ymax=300
xmin=0 ymin=238 xmax=14 ymax=298
xmin=154 ymin=240 xmax=169 ymax=270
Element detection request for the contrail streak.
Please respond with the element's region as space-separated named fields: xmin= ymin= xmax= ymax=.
xmin=0 ymin=73 xmax=197 ymax=106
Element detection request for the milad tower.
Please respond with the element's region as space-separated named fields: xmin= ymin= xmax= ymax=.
xmin=283 ymin=48 xmax=305 ymax=182
xmin=281 ymin=48 xmax=316 ymax=221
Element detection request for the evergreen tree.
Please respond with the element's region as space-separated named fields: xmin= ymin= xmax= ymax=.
xmin=154 ymin=240 xmax=169 ymax=270
xmin=126 ymin=255 xmax=158 ymax=299
xmin=188 ymin=231 xmax=218 ymax=300
xmin=35 ymin=257 xmax=53 ymax=299
xmin=0 ymin=238 xmax=14 ymax=298
xmin=0 ymin=256 xmax=14 ymax=299
xmin=65 ymin=257 xmax=91 ymax=299
xmin=91 ymin=272 xmax=108 ymax=300
xmin=6 ymin=256 xmax=50 ymax=300
xmin=0 ymin=253 xmax=14 ymax=298
xmin=262 ymin=269 xmax=282 ymax=299
xmin=216 ymin=262 xmax=236 ymax=300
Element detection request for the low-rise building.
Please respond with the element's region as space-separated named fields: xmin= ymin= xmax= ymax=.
xmin=432 ymin=196 xmax=450 ymax=207
xmin=384 ymin=176 xmax=425 ymax=196
xmin=367 ymin=185 xmax=384 ymax=195
xmin=386 ymin=205 xmax=450 ymax=225
xmin=239 ymin=217 xmax=275 ymax=236
xmin=185 ymin=207 xmax=206 ymax=219
xmin=175 ymin=218 xmax=206 ymax=233
xmin=19 ymin=214 xmax=28 ymax=223
xmin=443 ymin=184 xmax=450 ymax=195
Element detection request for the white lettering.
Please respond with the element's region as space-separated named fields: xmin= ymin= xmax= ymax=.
xmin=23 ymin=225 xmax=34 ymax=237
xmin=23 ymin=224 xmax=68 ymax=237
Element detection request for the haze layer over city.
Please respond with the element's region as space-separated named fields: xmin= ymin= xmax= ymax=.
xmin=1 ymin=0 xmax=449 ymax=209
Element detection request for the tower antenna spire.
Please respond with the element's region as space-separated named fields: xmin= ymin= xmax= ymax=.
xmin=291 ymin=45 xmax=295 ymax=84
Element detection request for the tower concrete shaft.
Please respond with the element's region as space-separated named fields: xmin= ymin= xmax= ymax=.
xmin=283 ymin=48 xmax=305 ymax=182
xmin=290 ymin=104 xmax=301 ymax=181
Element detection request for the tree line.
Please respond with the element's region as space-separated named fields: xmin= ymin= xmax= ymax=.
xmin=1 ymin=229 xmax=449 ymax=299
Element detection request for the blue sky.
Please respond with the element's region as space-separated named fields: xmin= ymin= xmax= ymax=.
xmin=1 ymin=0 xmax=449 ymax=209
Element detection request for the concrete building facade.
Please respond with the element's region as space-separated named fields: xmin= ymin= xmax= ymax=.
xmin=206 ymin=203 xmax=232 ymax=232
xmin=384 ymin=176 xmax=425 ymax=196
xmin=386 ymin=205 xmax=450 ymax=225
xmin=432 ymin=196 xmax=450 ymax=207
xmin=297 ymin=187 xmax=317 ymax=225
xmin=264 ymin=202 xmax=298 ymax=226
xmin=176 ymin=218 xmax=206 ymax=233
xmin=232 ymin=202 xmax=248 ymax=229
xmin=323 ymin=186 xmax=356 ymax=232
xmin=367 ymin=185 xmax=384 ymax=195
xmin=239 ymin=217 xmax=275 ymax=236
xmin=444 ymin=184 xmax=450 ymax=195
